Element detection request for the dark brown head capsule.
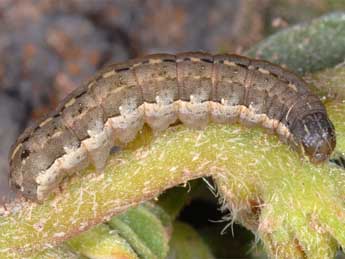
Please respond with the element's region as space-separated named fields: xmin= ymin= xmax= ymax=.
xmin=291 ymin=112 xmax=336 ymax=163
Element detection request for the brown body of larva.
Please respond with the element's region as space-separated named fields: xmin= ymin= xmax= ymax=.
xmin=9 ymin=52 xmax=336 ymax=201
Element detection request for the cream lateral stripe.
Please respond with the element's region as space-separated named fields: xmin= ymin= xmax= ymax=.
xmin=35 ymin=100 xmax=293 ymax=194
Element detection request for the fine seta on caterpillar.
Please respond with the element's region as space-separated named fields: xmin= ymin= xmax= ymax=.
xmin=8 ymin=52 xmax=336 ymax=201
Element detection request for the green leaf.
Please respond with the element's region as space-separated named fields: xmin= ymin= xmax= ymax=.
xmin=32 ymin=245 xmax=82 ymax=259
xmin=246 ymin=13 xmax=345 ymax=74
xmin=108 ymin=205 xmax=170 ymax=259
xmin=167 ymin=221 xmax=215 ymax=259
xmin=67 ymin=224 xmax=138 ymax=259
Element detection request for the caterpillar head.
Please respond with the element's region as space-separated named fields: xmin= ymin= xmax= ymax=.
xmin=292 ymin=112 xmax=336 ymax=163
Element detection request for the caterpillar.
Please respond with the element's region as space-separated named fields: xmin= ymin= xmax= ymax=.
xmin=8 ymin=52 xmax=336 ymax=201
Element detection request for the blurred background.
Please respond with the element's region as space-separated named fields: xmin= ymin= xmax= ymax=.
xmin=1 ymin=1 xmax=345 ymax=258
